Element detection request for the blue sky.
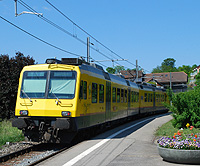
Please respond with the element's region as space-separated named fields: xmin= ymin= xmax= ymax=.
xmin=1 ymin=0 xmax=200 ymax=72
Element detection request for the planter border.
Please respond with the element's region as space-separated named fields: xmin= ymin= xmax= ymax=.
xmin=158 ymin=146 xmax=200 ymax=164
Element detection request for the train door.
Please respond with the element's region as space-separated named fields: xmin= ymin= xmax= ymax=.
xmin=106 ymin=81 xmax=111 ymax=121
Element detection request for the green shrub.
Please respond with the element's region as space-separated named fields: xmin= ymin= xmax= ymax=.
xmin=0 ymin=120 xmax=24 ymax=146
xmin=168 ymin=88 xmax=200 ymax=128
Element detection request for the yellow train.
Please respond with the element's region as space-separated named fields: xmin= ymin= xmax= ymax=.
xmin=12 ymin=58 xmax=168 ymax=143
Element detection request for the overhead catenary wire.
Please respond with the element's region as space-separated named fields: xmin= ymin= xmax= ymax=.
xmin=0 ymin=15 xmax=83 ymax=57
xmin=16 ymin=0 xmax=151 ymax=72
xmin=45 ymin=0 xmax=124 ymax=60
xmin=44 ymin=0 xmax=147 ymax=70
xmin=18 ymin=0 xmax=122 ymax=66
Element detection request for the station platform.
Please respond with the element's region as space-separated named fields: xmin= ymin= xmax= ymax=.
xmin=38 ymin=113 xmax=195 ymax=166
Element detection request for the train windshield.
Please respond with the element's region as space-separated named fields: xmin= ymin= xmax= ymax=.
xmin=48 ymin=71 xmax=76 ymax=99
xmin=21 ymin=71 xmax=47 ymax=98
xmin=21 ymin=71 xmax=77 ymax=99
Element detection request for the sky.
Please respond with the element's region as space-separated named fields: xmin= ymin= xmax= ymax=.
xmin=0 ymin=0 xmax=200 ymax=73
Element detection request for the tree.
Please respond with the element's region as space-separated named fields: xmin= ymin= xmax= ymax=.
xmin=195 ymin=72 xmax=200 ymax=88
xmin=106 ymin=66 xmax=125 ymax=74
xmin=178 ymin=65 xmax=192 ymax=76
xmin=106 ymin=67 xmax=116 ymax=74
xmin=161 ymin=58 xmax=176 ymax=68
xmin=0 ymin=52 xmax=35 ymax=119
xmin=114 ymin=65 xmax=125 ymax=74
xmin=152 ymin=58 xmax=178 ymax=73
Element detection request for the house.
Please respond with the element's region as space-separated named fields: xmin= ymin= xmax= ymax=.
xmin=190 ymin=65 xmax=200 ymax=86
xmin=144 ymin=72 xmax=188 ymax=92
xmin=120 ymin=70 xmax=144 ymax=82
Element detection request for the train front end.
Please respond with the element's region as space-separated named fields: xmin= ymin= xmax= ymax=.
xmin=12 ymin=59 xmax=81 ymax=143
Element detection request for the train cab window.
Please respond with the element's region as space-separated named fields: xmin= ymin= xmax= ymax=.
xmin=124 ymin=90 xmax=127 ymax=103
xmin=121 ymin=89 xmax=124 ymax=103
xmin=92 ymin=83 xmax=98 ymax=103
xmin=48 ymin=71 xmax=77 ymax=99
xmin=99 ymin=84 xmax=104 ymax=103
xmin=117 ymin=88 xmax=120 ymax=103
xmin=79 ymin=80 xmax=83 ymax=99
xmin=112 ymin=87 xmax=116 ymax=103
xmin=83 ymin=81 xmax=87 ymax=99
xmin=21 ymin=71 xmax=47 ymax=98
xmin=144 ymin=93 xmax=147 ymax=102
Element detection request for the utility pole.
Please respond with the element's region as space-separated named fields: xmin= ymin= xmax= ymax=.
xmin=170 ymin=72 xmax=172 ymax=106
xmin=136 ymin=60 xmax=138 ymax=82
xmin=87 ymin=37 xmax=90 ymax=63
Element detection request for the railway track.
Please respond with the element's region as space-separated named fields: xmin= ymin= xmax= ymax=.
xmin=0 ymin=143 xmax=70 ymax=165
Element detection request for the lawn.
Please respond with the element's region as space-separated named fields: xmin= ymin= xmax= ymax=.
xmin=0 ymin=120 xmax=24 ymax=147
xmin=155 ymin=120 xmax=200 ymax=137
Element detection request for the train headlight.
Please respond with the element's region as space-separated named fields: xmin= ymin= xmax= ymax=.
xmin=62 ymin=111 xmax=71 ymax=117
xmin=19 ymin=110 xmax=28 ymax=116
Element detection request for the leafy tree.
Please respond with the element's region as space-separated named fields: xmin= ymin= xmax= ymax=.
xmin=114 ymin=65 xmax=125 ymax=74
xmin=106 ymin=66 xmax=125 ymax=74
xmin=192 ymin=64 xmax=197 ymax=70
xmin=195 ymin=72 xmax=200 ymax=88
xmin=178 ymin=65 xmax=192 ymax=76
xmin=152 ymin=66 xmax=162 ymax=73
xmin=106 ymin=67 xmax=116 ymax=74
xmin=161 ymin=58 xmax=176 ymax=68
xmin=152 ymin=58 xmax=178 ymax=73
xmin=0 ymin=52 xmax=35 ymax=119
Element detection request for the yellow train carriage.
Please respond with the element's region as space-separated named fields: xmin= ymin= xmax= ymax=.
xmin=12 ymin=58 xmax=168 ymax=143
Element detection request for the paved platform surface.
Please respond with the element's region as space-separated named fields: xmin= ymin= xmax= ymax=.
xmin=38 ymin=114 xmax=195 ymax=166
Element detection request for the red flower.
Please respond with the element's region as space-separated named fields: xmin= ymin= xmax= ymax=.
xmin=173 ymin=135 xmax=176 ymax=139
xmin=191 ymin=133 xmax=194 ymax=136
xmin=194 ymin=139 xmax=196 ymax=142
xmin=195 ymin=135 xmax=198 ymax=138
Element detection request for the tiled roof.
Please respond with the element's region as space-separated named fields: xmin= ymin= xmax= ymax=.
xmin=120 ymin=70 xmax=143 ymax=79
xmin=144 ymin=72 xmax=188 ymax=83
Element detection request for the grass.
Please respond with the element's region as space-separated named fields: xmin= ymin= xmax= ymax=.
xmin=155 ymin=120 xmax=200 ymax=137
xmin=0 ymin=120 xmax=24 ymax=147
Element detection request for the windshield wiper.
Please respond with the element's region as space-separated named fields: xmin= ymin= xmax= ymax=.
xmin=49 ymin=89 xmax=61 ymax=104
xmin=21 ymin=90 xmax=32 ymax=102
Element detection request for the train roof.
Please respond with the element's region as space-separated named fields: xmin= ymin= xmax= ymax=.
xmin=45 ymin=58 xmax=165 ymax=91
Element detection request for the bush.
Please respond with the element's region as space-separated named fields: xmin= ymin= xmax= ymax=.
xmin=168 ymin=88 xmax=200 ymax=128
xmin=0 ymin=120 xmax=24 ymax=146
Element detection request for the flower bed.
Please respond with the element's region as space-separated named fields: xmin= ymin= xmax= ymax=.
xmin=157 ymin=124 xmax=200 ymax=164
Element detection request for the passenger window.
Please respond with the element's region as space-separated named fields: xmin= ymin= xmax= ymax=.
xmin=131 ymin=91 xmax=134 ymax=103
xmin=144 ymin=93 xmax=147 ymax=102
xmin=112 ymin=87 xmax=116 ymax=103
xmin=83 ymin=81 xmax=87 ymax=99
xmin=99 ymin=84 xmax=104 ymax=103
xmin=124 ymin=90 xmax=127 ymax=103
xmin=121 ymin=89 xmax=124 ymax=103
xmin=151 ymin=94 xmax=153 ymax=102
xmin=148 ymin=93 xmax=150 ymax=102
xmin=79 ymin=80 xmax=83 ymax=99
xmin=117 ymin=88 xmax=120 ymax=103
xmin=92 ymin=83 xmax=98 ymax=103
xmin=135 ymin=92 xmax=137 ymax=102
